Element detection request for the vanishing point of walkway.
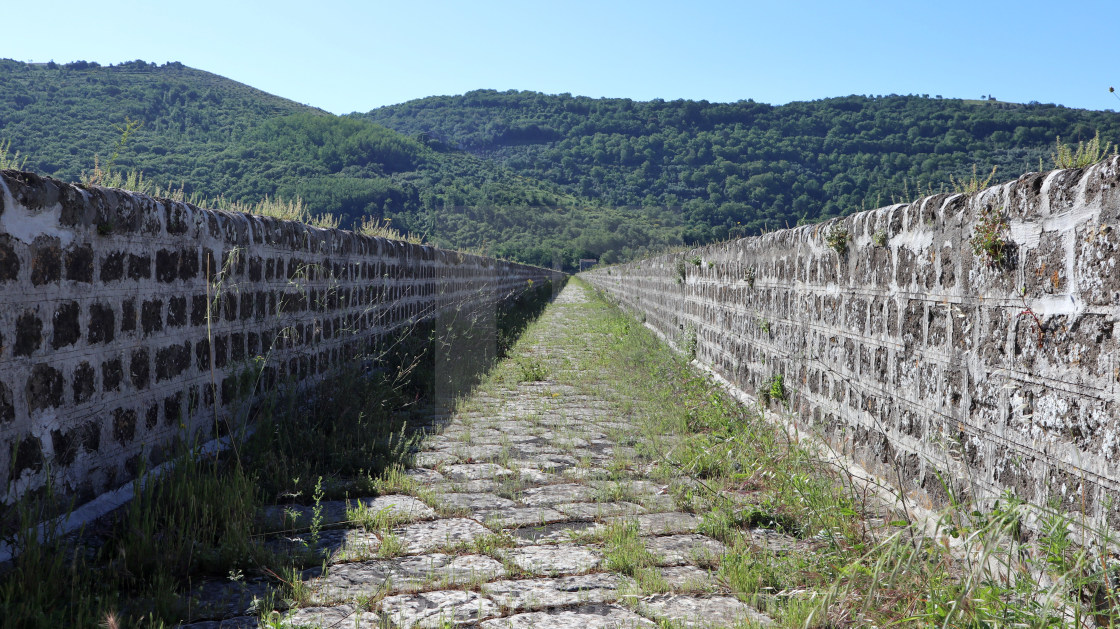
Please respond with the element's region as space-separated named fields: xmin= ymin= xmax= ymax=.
xmin=182 ymin=281 xmax=776 ymax=629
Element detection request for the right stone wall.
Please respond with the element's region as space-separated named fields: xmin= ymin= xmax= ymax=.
xmin=585 ymin=156 xmax=1120 ymax=524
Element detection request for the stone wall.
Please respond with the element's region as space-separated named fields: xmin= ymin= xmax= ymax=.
xmin=0 ymin=170 xmax=560 ymax=507
xmin=585 ymin=157 xmax=1120 ymax=525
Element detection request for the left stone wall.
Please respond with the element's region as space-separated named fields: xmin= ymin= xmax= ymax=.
xmin=0 ymin=170 xmax=560 ymax=507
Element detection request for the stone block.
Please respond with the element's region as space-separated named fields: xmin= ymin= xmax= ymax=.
xmin=15 ymin=311 xmax=42 ymax=356
xmin=30 ymin=235 xmax=61 ymax=285
xmin=26 ymin=363 xmax=63 ymax=411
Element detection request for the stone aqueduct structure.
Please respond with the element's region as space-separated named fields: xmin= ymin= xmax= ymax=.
xmin=585 ymin=156 xmax=1120 ymax=526
xmin=2 ymin=158 xmax=1120 ymax=525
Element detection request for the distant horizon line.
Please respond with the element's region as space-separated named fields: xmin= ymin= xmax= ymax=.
xmin=5 ymin=56 xmax=1117 ymax=115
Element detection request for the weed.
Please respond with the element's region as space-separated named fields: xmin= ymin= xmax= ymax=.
xmin=599 ymin=520 xmax=659 ymax=577
xmin=872 ymin=228 xmax=888 ymax=247
xmin=377 ymin=532 xmax=406 ymax=558
xmin=1053 ymin=131 xmax=1117 ymax=169
xmin=825 ymin=223 xmax=849 ymax=255
xmin=308 ymin=476 xmax=324 ymax=548
xmin=951 ymin=163 xmax=998 ymax=195
xmin=688 ymin=255 xmax=702 ymax=267
xmin=356 ymin=215 xmax=425 ymax=245
xmin=970 ymin=204 xmax=1011 ymax=267
xmin=743 ymin=265 xmax=756 ymax=288
xmin=0 ymin=138 xmax=27 ymax=170
xmin=674 ymin=259 xmax=687 ymax=284
xmin=515 ymin=355 xmax=549 ymax=382
xmin=682 ymin=323 xmax=698 ymax=358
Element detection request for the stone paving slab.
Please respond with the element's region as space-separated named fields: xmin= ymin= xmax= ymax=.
xmin=380 ymin=590 xmax=500 ymax=628
xmin=520 ymin=483 xmax=597 ymax=505
xmin=657 ymin=566 xmax=726 ymax=593
xmin=479 ymin=604 xmax=657 ymax=629
xmin=637 ymin=594 xmax=774 ymax=627
xmin=280 ymin=604 xmax=381 ymax=628
xmin=643 ymin=534 xmax=727 ymax=566
xmin=510 ymin=521 xmax=604 ymax=546
xmin=482 ymin=573 xmax=631 ymax=611
xmin=555 ymin=501 xmax=645 ymax=519
xmin=433 ymin=492 xmax=519 ymax=512
xmin=609 ymin=512 xmax=701 ymax=536
xmin=748 ymin=527 xmax=803 ymax=554
xmin=396 ymin=518 xmax=495 ymax=554
xmin=441 ymin=463 xmax=515 ymax=481
xmin=499 ymin=544 xmax=604 ymax=575
xmin=478 ymin=505 xmax=568 ymax=528
xmin=306 ymin=553 xmax=506 ymax=603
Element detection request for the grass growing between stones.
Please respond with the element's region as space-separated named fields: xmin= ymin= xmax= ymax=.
xmin=0 ymin=279 xmax=560 ymax=628
xmin=559 ymin=278 xmax=1120 ymax=627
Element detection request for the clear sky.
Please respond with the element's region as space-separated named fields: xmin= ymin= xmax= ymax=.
xmin=4 ymin=0 xmax=1119 ymax=115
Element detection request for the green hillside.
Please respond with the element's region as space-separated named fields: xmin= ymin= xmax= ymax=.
xmin=362 ymin=90 xmax=1120 ymax=241
xmin=0 ymin=59 xmax=630 ymax=270
xmin=4 ymin=59 xmax=1120 ymax=270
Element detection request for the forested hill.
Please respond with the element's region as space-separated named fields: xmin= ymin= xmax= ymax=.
xmin=0 ymin=59 xmax=618 ymax=270
xmin=5 ymin=60 xmax=1120 ymax=270
xmin=363 ymin=90 xmax=1120 ymax=238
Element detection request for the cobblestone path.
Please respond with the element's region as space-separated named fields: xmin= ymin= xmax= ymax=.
xmin=182 ymin=282 xmax=774 ymax=628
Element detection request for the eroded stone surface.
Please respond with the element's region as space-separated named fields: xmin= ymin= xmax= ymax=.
xmin=638 ymin=594 xmax=773 ymax=627
xmin=306 ymin=554 xmax=505 ymax=603
xmin=521 ymin=483 xmax=596 ymax=505
xmin=611 ymin=512 xmax=700 ymax=536
xmin=555 ymin=501 xmax=644 ymax=519
xmin=483 ymin=573 xmax=630 ymax=611
xmin=479 ymin=604 xmax=657 ymax=629
xmin=657 ymin=566 xmax=725 ymax=593
xmin=499 ymin=544 xmax=603 ymax=575
xmin=397 ymin=518 xmax=494 ymax=553
xmin=748 ymin=528 xmax=802 ymax=554
xmin=644 ymin=534 xmax=726 ymax=566
xmin=510 ymin=520 xmax=603 ymax=546
xmin=380 ymin=590 xmax=500 ymax=628
xmin=478 ymin=505 xmax=568 ymax=528
xmin=434 ymin=492 xmax=518 ymax=512
xmin=279 ymin=604 xmax=381 ymax=628
xmin=441 ymin=463 xmax=514 ymax=481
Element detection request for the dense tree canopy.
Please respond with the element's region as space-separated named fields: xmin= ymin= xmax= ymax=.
xmin=363 ymin=89 xmax=1120 ymax=243
xmin=3 ymin=60 xmax=1118 ymax=271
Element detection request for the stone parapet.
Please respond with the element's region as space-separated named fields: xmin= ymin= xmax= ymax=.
xmin=585 ymin=157 xmax=1120 ymax=525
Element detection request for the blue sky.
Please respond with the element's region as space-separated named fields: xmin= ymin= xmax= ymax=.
xmin=5 ymin=0 xmax=1119 ymax=115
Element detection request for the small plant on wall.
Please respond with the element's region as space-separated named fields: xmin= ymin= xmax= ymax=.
xmin=872 ymin=229 xmax=888 ymax=247
xmin=674 ymin=259 xmax=687 ymax=284
xmin=743 ymin=265 xmax=756 ymax=288
xmin=826 ymin=223 xmax=849 ymax=255
xmin=970 ymin=205 xmax=1010 ymax=267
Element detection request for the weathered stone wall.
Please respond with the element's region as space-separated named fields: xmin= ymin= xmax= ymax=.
xmin=0 ymin=170 xmax=560 ymax=506
xmin=585 ymin=157 xmax=1120 ymax=524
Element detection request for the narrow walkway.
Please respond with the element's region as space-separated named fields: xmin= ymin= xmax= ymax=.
xmin=184 ymin=281 xmax=774 ymax=628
